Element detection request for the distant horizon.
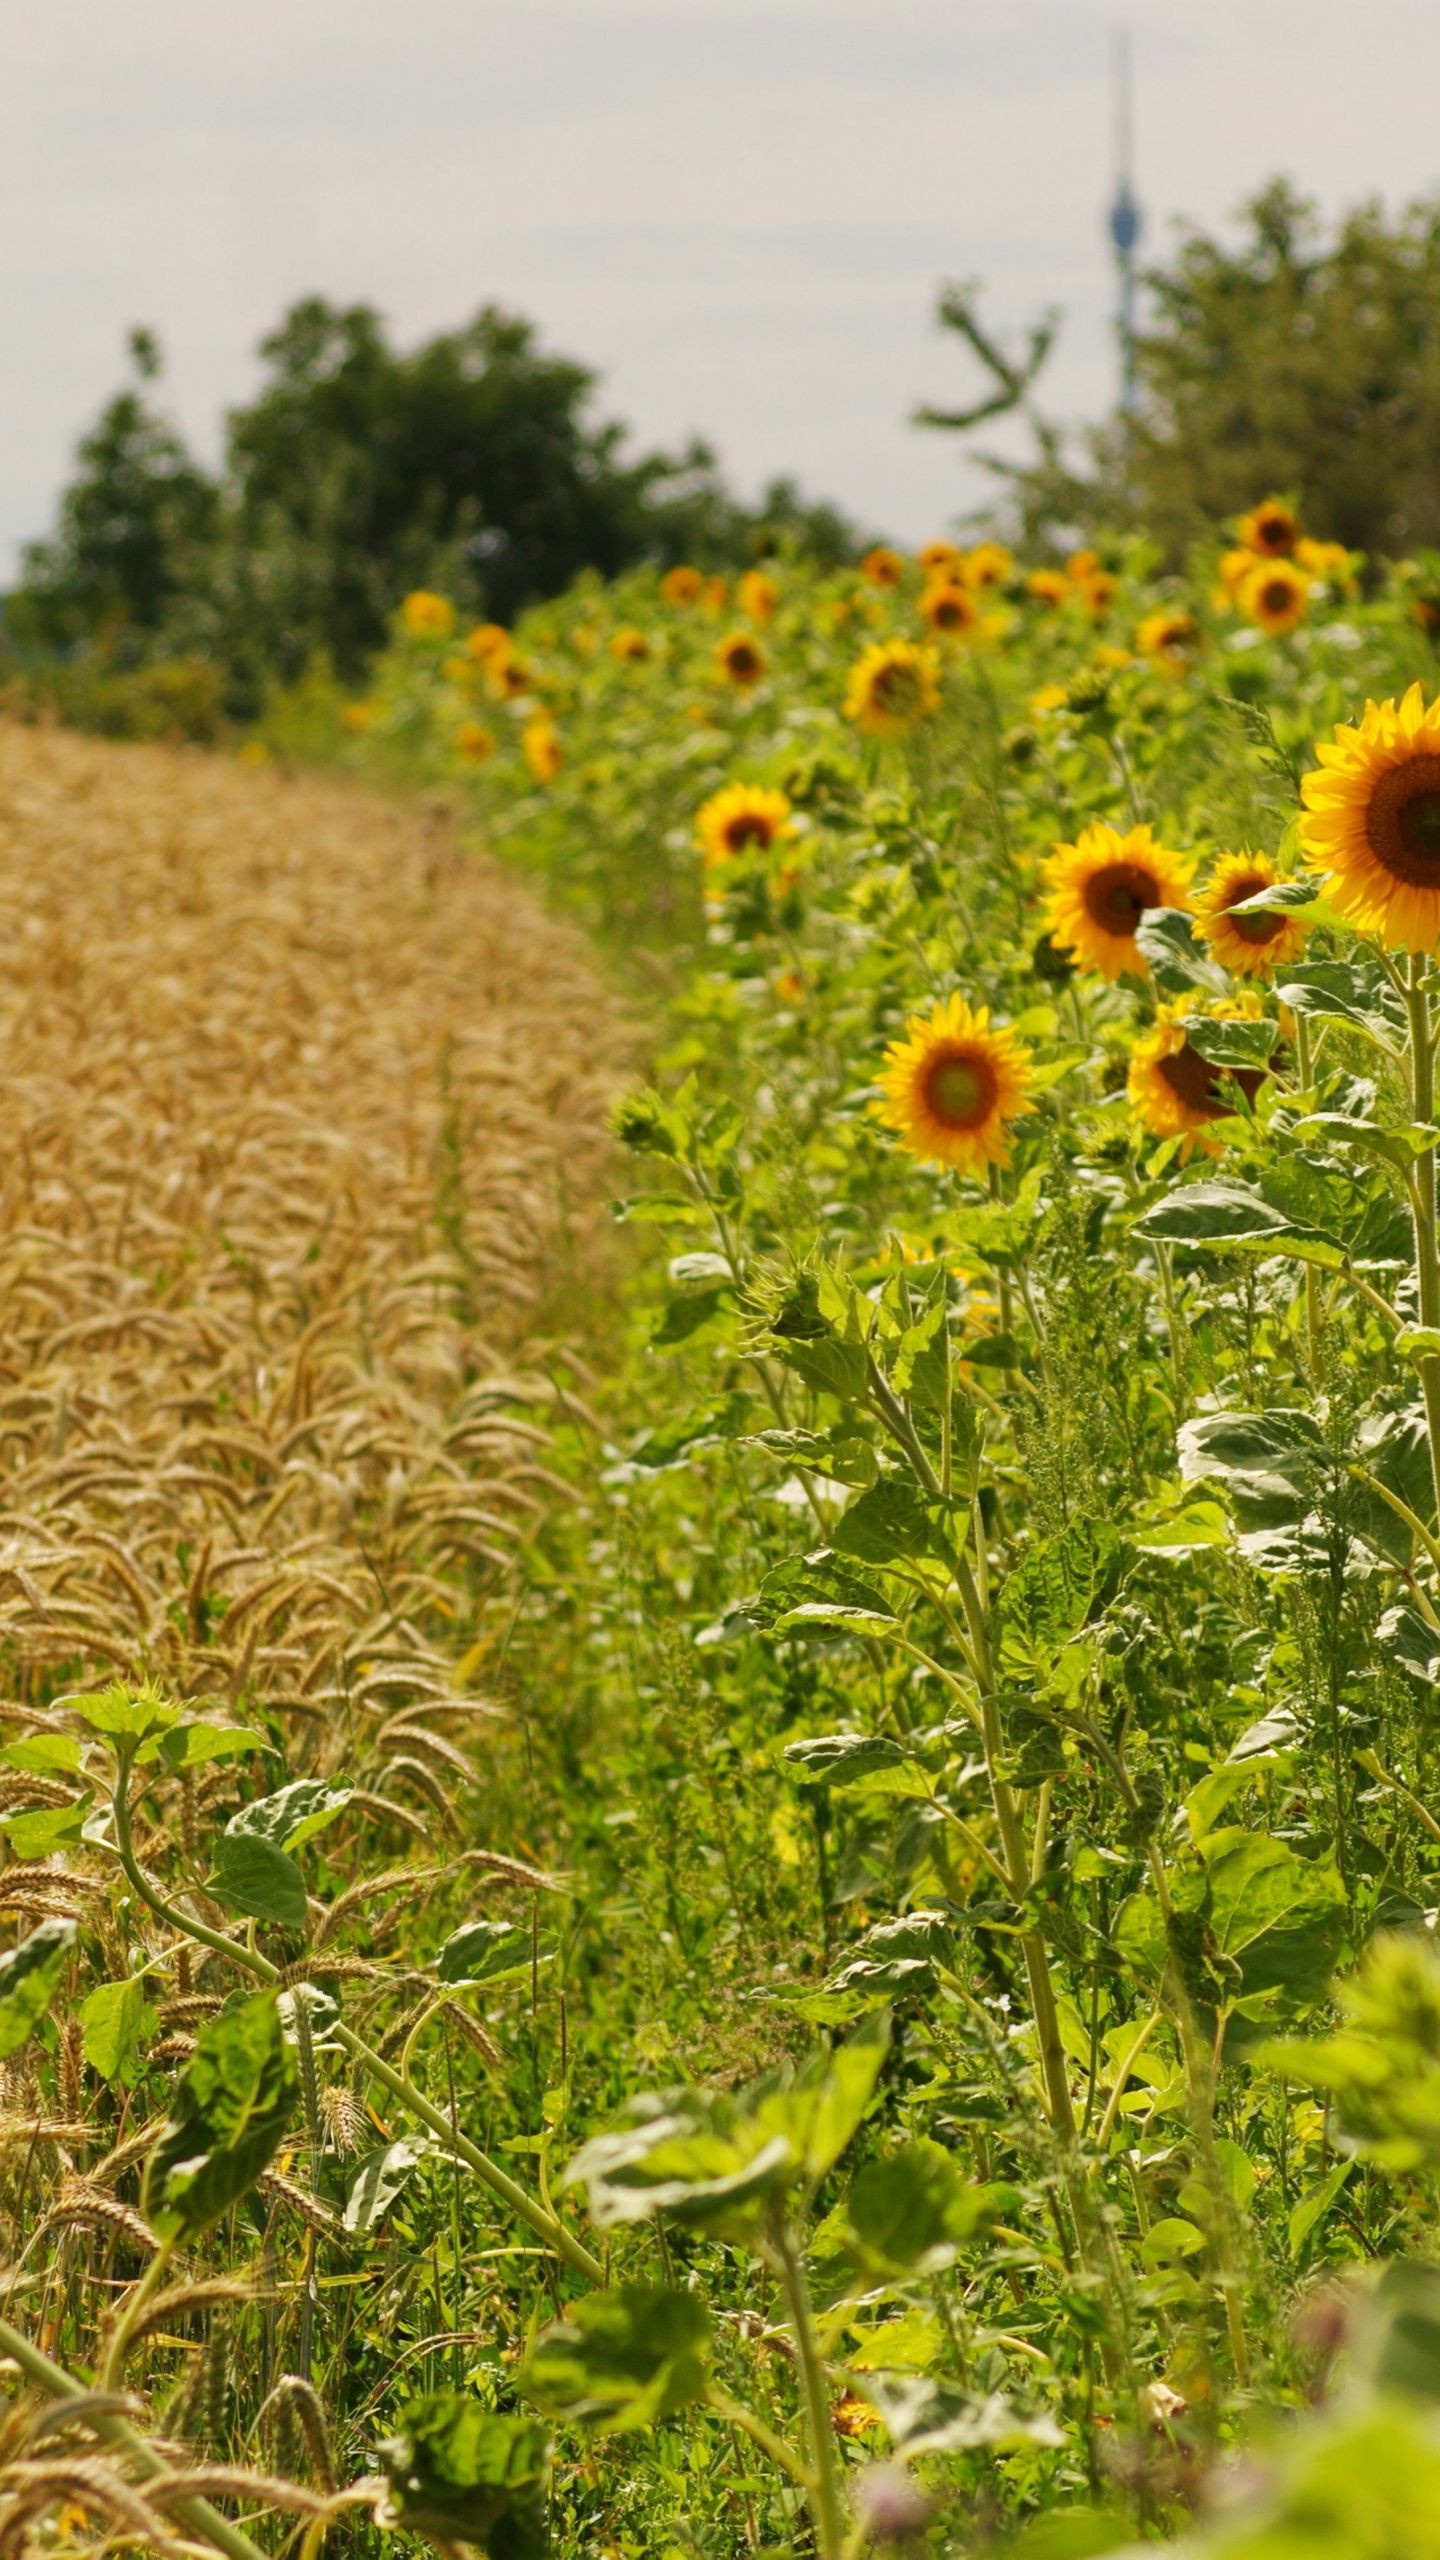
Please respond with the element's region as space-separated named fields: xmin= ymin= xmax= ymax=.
xmin=8 ymin=0 xmax=1440 ymax=579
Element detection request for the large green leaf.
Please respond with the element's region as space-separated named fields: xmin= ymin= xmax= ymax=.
xmin=997 ymin=1519 xmax=1125 ymax=1669
xmin=144 ymin=1990 xmax=299 ymax=2240
xmin=226 ymin=1777 xmax=351 ymax=1850
xmin=745 ymin=1548 xmax=897 ymax=1635
xmin=0 ymin=1917 xmax=76 ymax=2059
xmin=842 ymin=2138 xmax=1008 ymax=2277
xmin=522 ymin=2286 xmax=711 ymax=2432
xmin=782 ymin=1734 xmax=933 ymax=1799
xmin=437 ymin=1919 xmax=556 ymax=1987
xmin=1135 ymin=1183 xmax=1345 ymax=1270
xmin=380 ymin=2397 xmax=549 ymax=2555
xmin=80 ymin=1976 xmax=154 ymax=2083
xmin=208 ymin=1831 xmax=307 ymax=1930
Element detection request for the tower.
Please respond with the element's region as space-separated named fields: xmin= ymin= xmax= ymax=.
xmin=1108 ymin=28 xmax=1142 ymax=418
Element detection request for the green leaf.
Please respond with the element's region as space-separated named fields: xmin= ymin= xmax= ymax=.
xmin=855 ymin=2371 xmax=1063 ymax=2458
xmin=0 ymin=1918 xmax=76 ymax=2059
xmin=1279 ymin=959 xmax=1403 ymax=1048
xmin=622 ymin=1395 xmax=753 ymax=1470
xmin=1135 ymin=1182 xmax=1345 ymax=1269
xmin=650 ymin=1286 xmax=731 ymax=1348
xmin=0 ymin=1800 xmax=89 ymax=1856
xmin=2 ymin=1733 xmax=83 ymax=1774
xmin=153 ymin=1721 xmax=266 ymax=1772
xmin=746 ymin=1549 xmax=896 ymax=1634
xmin=843 ymin=2138 xmax=1006 ymax=2275
xmin=831 ymin=1478 xmax=960 ymax=1571
xmin=1203 ymin=1829 xmax=1347 ymax=2013
xmin=437 ymin=1920 xmax=555 ymax=1987
xmin=782 ymin=1735 xmax=932 ymax=1798
xmin=144 ymin=1991 xmax=298 ymax=2239
xmin=1184 ymin=1014 xmax=1279 ymax=1073
xmin=345 ymin=2136 xmax=430 ymax=2233
xmin=1133 ymin=907 xmax=1230 ymax=996
xmin=522 ymin=2286 xmax=711 ymax=2432
xmin=380 ymin=2397 xmax=549 ymax=2553
xmin=226 ymin=1778 xmax=351 ymax=1850
xmin=1288 ymin=2159 xmax=1353 ymax=2257
xmin=997 ymin=1519 xmax=1125 ymax=1666
xmin=208 ymin=1831 xmax=307 ymax=1930
xmin=80 ymin=1977 xmax=154 ymax=2083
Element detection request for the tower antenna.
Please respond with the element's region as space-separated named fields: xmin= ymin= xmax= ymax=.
xmin=1108 ymin=27 xmax=1142 ymax=418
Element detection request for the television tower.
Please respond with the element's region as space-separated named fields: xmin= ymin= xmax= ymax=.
xmin=1108 ymin=28 xmax=1142 ymax=416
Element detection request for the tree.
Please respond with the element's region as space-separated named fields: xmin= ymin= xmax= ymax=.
xmin=13 ymin=331 xmax=217 ymax=657
xmin=994 ymin=183 xmax=1440 ymax=559
xmin=12 ymin=301 xmax=860 ymax=705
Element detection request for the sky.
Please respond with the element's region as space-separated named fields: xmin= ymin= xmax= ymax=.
xmin=5 ymin=0 xmax=1440 ymax=575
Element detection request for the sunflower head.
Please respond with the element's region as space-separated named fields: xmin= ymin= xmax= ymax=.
xmin=1128 ymin=994 xmax=1271 ymax=1154
xmin=611 ymin=626 xmax=652 ymax=662
xmin=488 ymin=653 xmax=534 ymax=700
xmin=875 ymin=995 xmax=1036 ymax=1176
xmin=695 ymin=782 xmax=794 ymax=869
xmin=454 ymin=720 xmax=495 ymax=763
xmin=738 ymin=569 xmax=779 ymax=624
xmin=1136 ymin=607 xmax=1201 ymax=671
xmin=522 ymin=719 xmax=562 ymax=783
xmin=919 ymin=578 xmax=981 ymax=639
xmin=1043 ymin=823 xmax=1195 ymax=981
xmin=1066 ymin=547 xmax=1102 ymax=583
xmin=1238 ymin=498 xmax=1300 ymax=558
xmin=916 ymin=539 xmax=963 ymax=576
xmin=1194 ymin=852 xmax=1309 ymax=976
xmin=1295 ymin=536 xmax=1355 ymax=589
xmin=1240 ymin=557 xmax=1310 ymax=634
xmin=1078 ymin=568 xmax=1118 ymax=617
xmin=963 ymin=541 xmax=1013 ymax=591
xmin=661 ymin=565 xmax=705 ymax=605
xmin=1300 ymin=681 xmax=1440 ymax=949
xmin=860 ymin=545 xmax=906 ymax=589
xmin=715 ymin=631 xmax=766 ymax=687
xmin=466 ymin=621 xmax=510 ymax=661
xmin=1027 ymin=567 xmax=1070 ymax=608
xmin=843 ymin=639 xmax=942 ymax=738
xmin=400 ymin=590 xmax=456 ymax=638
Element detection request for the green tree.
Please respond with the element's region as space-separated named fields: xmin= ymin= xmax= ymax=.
xmin=13 ymin=331 xmax=217 ymax=657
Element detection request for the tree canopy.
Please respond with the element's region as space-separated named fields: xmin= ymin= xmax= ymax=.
xmin=10 ymin=301 xmax=857 ymax=703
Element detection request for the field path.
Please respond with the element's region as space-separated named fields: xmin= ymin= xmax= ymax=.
xmin=0 ymin=722 xmax=625 ymax=1767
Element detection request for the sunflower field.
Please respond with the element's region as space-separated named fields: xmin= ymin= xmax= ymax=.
xmin=15 ymin=498 xmax=1440 ymax=2560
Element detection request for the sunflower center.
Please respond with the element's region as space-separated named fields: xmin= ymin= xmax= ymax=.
xmin=724 ymin=815 xmax=771 ymax=852
xmin=873 ymin=662 xmax=922 ymax=710
xmin=1261 ymin=579 xmax=1294 ymax=614
xmin=1365 ymin=756 xmax=1440 ymax=885
xmin=1226 ymin=880 xmax=1283 ymax=944
xmin=728 ymin=646 xmax=760 ymax=678
xmin=1082 ymin=860 xmax=1158 ymax=938
xmin=1157 ymin=1042 xmax=1265 ymax=1120
xmin=925 ymin=1048 xmax=997 ymax=1132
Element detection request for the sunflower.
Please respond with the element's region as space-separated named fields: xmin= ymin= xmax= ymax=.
xmin=715 ymin=631 xmax=766 ymax=687
xmin=1214 ymin=547 xmax=1259 ymax=609
xmin=1128 ymin=994 xmax=1270 ymax=1152
xmin=454 ymin=720 xmax=495 ymax=763
xmin=860 ymin=544 xmax=906 ymax=588
xmin=1195 ymin=851 xmax=1308 ymax=976
xmin=1043 ymin=823 xmax=1194 ymax=980
xmin=876 ymin=995 xmax=1036 ymax=1175
xmin=702 ymin=575 xmax=729 ymax=613
xmin=400 ymin=590 xmax=455 ymax=638
xmin=963 ymin=541 xmax=1013 ymax=591
xmin=1299 ymin=681 xmax=1440 ymax=947
xmin=1027 ymin=568 xmax=1069 ymax=608
xmin=487 ymin=652 xmax=534 ymax=700
xmin=1238 ymin=498 xmax=1300 ymax=558
xmin=1240 ymin=557 xmax=1310 ymax=634
xmin=919 ymin=578 xmax=981 ymax=640
xmin=916 ymin=539 xmax=963 ymax=576
xmin=1136 ymin=607 xmax=1201 ymax=672
xmin=843 ymin=639 xmax=942 ymax=737
xmin=1078 ymin=568 xmax=1118 ymax=617
xmin=695 ymin=782 xmax=793 ymax=870
xmin=738 ymin=568 xmax=779 ymax=623
xmin=466 ymin=621 xmax=510 ymax=661
xmin=611 ymin=626 xmax=651 ymax=662
xmin=661 ymin=565 xmax=704 ymax=605
xmin=522 ymin=719 xmax=562 ymax=783
xmin=1295 ymin=536 xmax=1355 ymax=589
xmin=1066 ymin=548 xmax=1101 ymax=583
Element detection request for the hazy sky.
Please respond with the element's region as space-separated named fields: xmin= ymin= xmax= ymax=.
xmin=5 ymin=0 xmax=1440 ymax=575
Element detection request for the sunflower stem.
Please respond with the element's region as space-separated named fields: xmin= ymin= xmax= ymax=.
xmin=1404 ymin=955 xmax=1440 ymax=1526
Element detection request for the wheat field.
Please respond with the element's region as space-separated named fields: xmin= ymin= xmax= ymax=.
xmin=0 ymin=722 xmax=625 ymax=1776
